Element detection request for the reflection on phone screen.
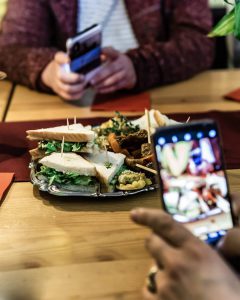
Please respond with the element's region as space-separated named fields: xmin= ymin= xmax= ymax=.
xmin=155 ymin=124 xmax=234 ymax=243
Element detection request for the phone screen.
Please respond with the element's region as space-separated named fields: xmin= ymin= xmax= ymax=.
xmin=153 ymin=120 xmax=234 ymax=244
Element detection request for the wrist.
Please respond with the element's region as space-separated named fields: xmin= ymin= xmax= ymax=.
xmin=41 ymin=61 xmax=54 ymax=89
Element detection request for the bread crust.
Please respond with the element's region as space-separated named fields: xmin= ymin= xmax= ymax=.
xmin=26 ymin=130 xmax=94 ymax=142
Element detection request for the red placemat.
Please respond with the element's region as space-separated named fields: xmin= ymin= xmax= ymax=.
xmin=1 ymin=111 xmax=240 ymax=182
xmin=0 ymin=173 xmax=14 ymax=202
xmin=92 ymin=92 xmax=151 ymax=111
xmin=224 ymin=87 xmax=240 ymax=103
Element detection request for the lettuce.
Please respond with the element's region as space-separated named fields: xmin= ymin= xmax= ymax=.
xmin=37 ymin=166 xmax=96 ymax=186
xmin=39 ymin=140 xmax=86 ymax=154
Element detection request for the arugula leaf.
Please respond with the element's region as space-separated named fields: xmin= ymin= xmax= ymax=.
xmin=37 ymin=166 xmax=96 ymax=186
xmin=39 ymin=141 xmax=86 ymax=154
xmin=100 ymin=112 xmax=139 ymax=136
xmin=110 ymin=165 xmax=128 ymax=187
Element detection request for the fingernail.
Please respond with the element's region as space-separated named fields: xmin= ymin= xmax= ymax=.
xmin=130 ymin=208 xmax=142 ymax=220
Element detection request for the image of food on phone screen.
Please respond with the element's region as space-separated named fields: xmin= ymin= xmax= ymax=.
xmin=154 ymin=120 xmax=234 ymax=243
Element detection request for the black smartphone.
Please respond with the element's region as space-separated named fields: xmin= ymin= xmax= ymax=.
xmin=66 ymin=24 xmax=102 ymax=77
xmin=153 ymin=119 xmax=236 ymax=245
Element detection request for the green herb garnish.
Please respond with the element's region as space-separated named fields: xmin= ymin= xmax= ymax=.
xmin=104 ymin=162 xmax=113 ymax=169
xmin=39 ymin=140 xmax=87 ymax=154
xmin=37 ymin=166 xmax=96 ymax=186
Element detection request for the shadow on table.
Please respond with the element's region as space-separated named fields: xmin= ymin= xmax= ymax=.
xmin=33 ymin=186 xmax=161 ymax=212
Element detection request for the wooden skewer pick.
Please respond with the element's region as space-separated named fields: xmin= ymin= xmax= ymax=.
xmin=67 ymin=118 xmax=70 ymax=130
xmin=104 ymin=144 xmax=109 ymax=162
xmin=74 ymin=116 xmax=77 ymax=125
xmin=145 ymin=109 xmax=151 ymax=144
xmin=61 ymin=136 xmax=65 ymax=158
xmin=136 ymin=163 xmax=157 ymax=175
xmin=186 ymin=117 xmax=190 ymax=123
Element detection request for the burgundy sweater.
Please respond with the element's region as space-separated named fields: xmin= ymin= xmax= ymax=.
xmin=0 ymin=0 xmax=214 ymax=92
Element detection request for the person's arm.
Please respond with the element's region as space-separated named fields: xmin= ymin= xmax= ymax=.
xmin=126 ymin=0 xmax=214 ymax=91
xmin=0 ymin=0 xmax=58 ymax=92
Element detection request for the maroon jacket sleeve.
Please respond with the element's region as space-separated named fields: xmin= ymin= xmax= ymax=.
xmin=0 ymin=0 xmax=57 ymax=92
xmin=127 ymin=0 xmax=214 ymax=91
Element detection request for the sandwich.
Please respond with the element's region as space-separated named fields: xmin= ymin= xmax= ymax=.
xmin=83 ymin=151 xmax=126 ymax=192
xmin=27 ymin=123 xmax=97 ymax=160
xmin=131 ymin=109 xmax=180 ymax=133
xmin=37 ymin=152 xmax=98 ymax=193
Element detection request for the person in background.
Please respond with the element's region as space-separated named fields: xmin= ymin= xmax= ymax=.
xmin=131 ymin=196 xmax=240 ymax=300
xmin=0 ymin=0 xmax=213 ymax=101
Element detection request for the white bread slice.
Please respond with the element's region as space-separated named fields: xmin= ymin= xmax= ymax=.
xmin=131 ymin=109 xmax=180 ymax=133
xmin=39 ymin=153 xmax=97 ymax=177
xmin=83 ymin=151 xmax=125 ymax=185
xmin=27 ymin=124 xmax=95 ymax=142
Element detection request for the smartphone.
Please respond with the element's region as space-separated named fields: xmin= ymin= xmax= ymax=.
xmin=66 ymin=24 xmax=102 ymax=76
xmin=153 ymin=120 xmax=236 ymax=245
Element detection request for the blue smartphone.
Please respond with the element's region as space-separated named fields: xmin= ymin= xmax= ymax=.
xmin=66 ymin=24 xmax=102 ymax=76
xmin=153 ymin=120 xmax=236 ymax=245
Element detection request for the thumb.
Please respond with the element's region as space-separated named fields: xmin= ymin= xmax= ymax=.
xmin=101 ymin=47 xmax=120 ymax=60
xmin=54 ymin=52 xmax=70 ymax=64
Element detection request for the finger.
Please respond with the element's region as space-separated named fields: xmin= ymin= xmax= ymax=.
xmin=146 ymin=234 xmax=175 ymax=268
xmin=231 ymin=193 xmax=240 ymax=218
xmin=90 ymin=61 xmax=122 ymax=86
xmin=54 ymin=52 xmax=70 ymax=64
xmin=101 ymin=47 xmax=120 ymax=59
xmin=57 ymin=70 xmax=85 ymax=84
xmin=57 ymin=81 xmax=86 ymax=95
xmin=131 ymin=208 xmax=196 ymax=247
xmin=97 ymin=79 xmax=128 ymax=94
xmin=218 ymin=228 xmax=240 ymax=258
xmin=59 ymin=90 xmax=84 ymax=101
xmin=95 ymin=70 xmax=125 ymax=89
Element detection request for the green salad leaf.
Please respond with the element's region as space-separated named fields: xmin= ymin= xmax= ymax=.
xmin=39 ymin=140 xmax=87 ymax=154
xmin=110 ymin=165 xmax=128 ymax=187
xmin=100 ymin=112 xmax=139 ymax=136
xmin=37 ymin=166 xmax=96 ymax=186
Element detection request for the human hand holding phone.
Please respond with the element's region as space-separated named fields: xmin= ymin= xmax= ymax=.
xmin=41 ymin=52 xmax=87 ymax=101
xmin=90 ymin=47 xmax=137 ymax=94
xmin=131 ymin=208 xmax=240 ymax=300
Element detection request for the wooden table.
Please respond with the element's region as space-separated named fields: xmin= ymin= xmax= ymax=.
xmin=0 ymin=80 xmax=13 ymax=121
xmin=5 ymin=70 xmax=240 ymax=122
xmin=2 ymin=70 xmax=240 ymax=299
xmin=0 ymin=170 xmax=239 ymax=299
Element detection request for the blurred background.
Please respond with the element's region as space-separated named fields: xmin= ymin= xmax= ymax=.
xmin=0 ymin=0 xmax=237 ymax=69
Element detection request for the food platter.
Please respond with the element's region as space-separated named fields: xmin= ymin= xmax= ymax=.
xmin=30 ymin=162 xmax=158 ymax=197
xmin=27 ymin=110 xmax=177 ymax=198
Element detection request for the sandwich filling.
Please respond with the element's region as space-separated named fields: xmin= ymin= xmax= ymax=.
xmin=38 ymin=140 xmax=94 ymax=155
xmin=37 ymin=166 xmax=96 ymax=186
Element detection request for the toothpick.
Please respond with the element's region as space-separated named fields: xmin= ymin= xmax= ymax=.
xmin=145 ymin=109 xmax=151 ymax=144
xmin=186 ymin=117 xmax=190 ymax=123
xmin=104 ymin=144 xmax=109 ymax=162
xmin=74 ymin=116 xmax=77 ymax=125
xmin=136 ymin=163 xmax=157 ymax=175
xmin=67 ymin=118 xmax=70 ymax=130
xmin=61 ymin=136 xmax=65 ymax=158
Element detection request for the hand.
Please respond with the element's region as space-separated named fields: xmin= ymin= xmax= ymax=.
xmin=41 ymin=52 xmax=86 ymax=100
xmin=131 ymin=208 xmax=240 ymax=300
xmin=217 ymin=194 xmax=240 ymax=273
xmin=90 ymin=47 xmax=137 ymax=94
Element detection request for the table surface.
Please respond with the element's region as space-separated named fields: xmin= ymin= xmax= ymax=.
xmin=5 ymin=69 xmax=240 ymax=122
xmin=0 ymin=80 xmax=12 ymax=121
xmin=2 ymin=70 xmax=240 ymax=299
